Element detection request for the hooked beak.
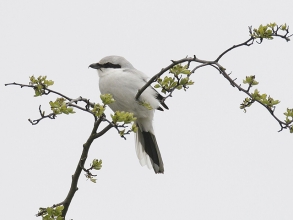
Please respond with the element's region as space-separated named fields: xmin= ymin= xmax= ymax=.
xmin=89 ymin=63 xmax=102 ymax=70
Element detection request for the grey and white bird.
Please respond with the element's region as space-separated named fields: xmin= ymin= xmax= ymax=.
xmin=89 ymin=56 xmax=168 ymax=173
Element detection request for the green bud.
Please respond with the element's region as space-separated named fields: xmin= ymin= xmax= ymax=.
xmin=131 ymin=123 xmax=138 ymax=133
xmin=92 ymin=159 xmax=102 ymax=170
xmin=92 ymin=103 xmax=105 ymax=117
xmin=100 ymin=94 xmax=115 ymax=105
xmin=140 ymin=101 xmax=153 ymax=110
xmin=187 ymin=80 xmax=194 ymax=85
xmin=180 ymin=77 xmax=189 ymax=85
xmin=119 ymin=129 xmax=125 ymax=136
xmin=90 ymin=178 xmax=97 ymax=183
xmin=281 ymin=23 xmax=287 ymax=31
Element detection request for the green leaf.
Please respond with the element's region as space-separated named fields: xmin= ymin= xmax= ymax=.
xmin=46 ymin=207 xmax=53 ymax=216
xmin=251 ymin=89 xmax=260 ymax=100
xmin=55 ymin=206 xmax=64 ymax=212
xmin=187 ymin=80 xmax=194 ymax=85
xmin=268 ymin=22 xmax=277 ymax=28
xmin=181 ymin=69 xmax=191 ymax=74
xmin=179 ymin=77 xmax=189 ymax=85
xmin=43 ymin=215 xmax=51 ymax=220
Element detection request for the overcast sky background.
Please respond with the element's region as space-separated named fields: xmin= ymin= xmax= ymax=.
xmin=1 ymin=1 xmax=293 ymax=219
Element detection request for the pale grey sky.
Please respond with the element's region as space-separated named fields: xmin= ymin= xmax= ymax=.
xmin=1 ymin=1 xmax=293 ymax=219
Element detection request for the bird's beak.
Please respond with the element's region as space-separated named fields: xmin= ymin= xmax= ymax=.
xmin=89 ymin=63 xmax=102 ymax=70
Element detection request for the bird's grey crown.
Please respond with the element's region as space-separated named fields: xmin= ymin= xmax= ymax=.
xmin=98 ymin=55 xmax=134 ymax=69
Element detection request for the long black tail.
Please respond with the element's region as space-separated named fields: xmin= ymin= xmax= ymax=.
xmin=137 ymin=128 xmax=164 ymax=174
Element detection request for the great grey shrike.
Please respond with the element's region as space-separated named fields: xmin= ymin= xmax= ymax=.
xmin=89 ymin=56 xmax=168 ymax=173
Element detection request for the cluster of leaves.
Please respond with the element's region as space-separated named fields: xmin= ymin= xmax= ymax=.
xmin=243 ymin=75 xmax=259 ymax=86
xmin=239 ymin=75 xmax=293 ymax=133
xmin=28 ymin=78 xmax=138 ymax=137
xmin=91 ymin=94 xmax=115 ymax=117
xmin=240 ymin=76 xmax=280 ymax=112
xmin=86 ymin=159 xmax=103 ymax=183
xmin=91 ymin=103 xmax=105 ymax=117
xmin=250 ymin=89 xmax=280 ymax=108
xmin=111 ymin=111 xmax=138 ymax=136
xmin=91 ymin=94 xmax=138 ymax=137
xmin=240 ymin=76 xmax=260 ymax=111
xmin=240 ymin=97 xmax=254 ymax=111
xmin=29 ymin=75 xmax=54 ymax=97
xmin=39 ymin=206 xmax=64 ymax=220
xmin=154 ymin=64 xmax=194 ymax=94
xmin=284 ymin=109 xmax=293 ymax=133
xmin=111 ymin=111 xmax=137 ymax=124
xmin=49 ymin=98 xmax=75 ymax=115
xmin=250 ymin=23 xmax=290 ymax=41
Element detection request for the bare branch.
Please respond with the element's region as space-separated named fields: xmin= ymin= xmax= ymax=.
xmin=28 ymin=105 xmax=56 ymax=125
xmin=215 ymin=37 xmax=255 ymax=62
xmin=60 ymin=117 xmax=114 ymax=217
xmin=5 ymin=82 xmax=95 ymax=107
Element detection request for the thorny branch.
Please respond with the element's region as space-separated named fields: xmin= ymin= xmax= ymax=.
xmin=135 ymin=24 xmax=292 ymax=132
xmin=6 ymin=84 xmax=133 ymax=219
